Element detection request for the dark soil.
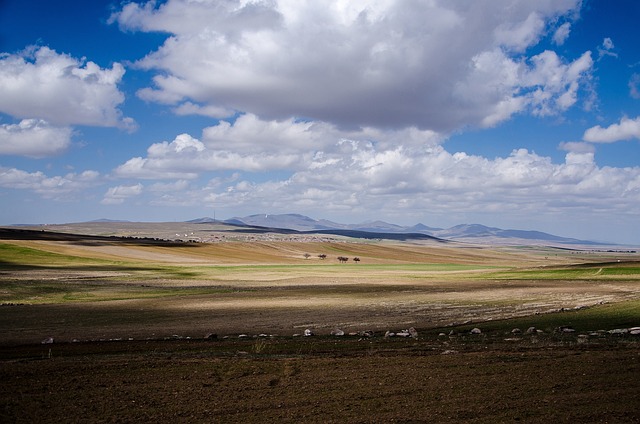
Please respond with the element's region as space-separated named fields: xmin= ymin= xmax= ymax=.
xmin=2 ymin=334 xmax=639 ymax=423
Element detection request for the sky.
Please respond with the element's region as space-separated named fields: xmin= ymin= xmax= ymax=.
xmin=0 ymin=0 xmax=639 ymax=244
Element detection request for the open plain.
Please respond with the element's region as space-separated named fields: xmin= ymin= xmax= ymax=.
xmin=1 ymin=223 xmax=639 ymax=422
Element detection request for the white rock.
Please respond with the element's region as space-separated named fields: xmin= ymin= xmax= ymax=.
xmin=470 ymin=328 xmax=482 ymax=335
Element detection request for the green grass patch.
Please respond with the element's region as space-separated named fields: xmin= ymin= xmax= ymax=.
xmin=0 ymin=280 xmax=238 ymax=305
xmin=0 ymin=243 xmax=111 ymax=268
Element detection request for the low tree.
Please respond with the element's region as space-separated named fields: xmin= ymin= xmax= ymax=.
xmin=304 ymin=253 xmax=311 ymax=259
xmin=337 ymin=256 xmax=349 ymax=263
xmin=353 ymin=257 xmax=360 ymax=263
xmin=318 ymin=254 xmax=327 ymax=260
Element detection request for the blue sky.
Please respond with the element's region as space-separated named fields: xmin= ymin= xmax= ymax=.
xmin=0 ymin=0 xmax=639 ymax=244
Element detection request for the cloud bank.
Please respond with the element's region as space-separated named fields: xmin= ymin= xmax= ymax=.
xmin=111 ymin=0 xmax=590 ymax=131
xmin=0 ymin=46 xmax=133 ymax=129
xmin=0 ymin=119 xmax=72 ymax=157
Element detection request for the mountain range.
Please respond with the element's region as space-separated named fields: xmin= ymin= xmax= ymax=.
xmin=189 ymin=213 xmax=608 ymax=246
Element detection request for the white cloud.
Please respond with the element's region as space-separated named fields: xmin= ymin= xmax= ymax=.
xmin=113 ymin=114 xmax=444 ymax=179
xmin=101 ymin=183 xmax=144 ymax=205
xmin=194 ymin=143 xmax=637 ymax=225
xmin=583 ymin=116 xmax=640 ymax=143
xmin=598 ymin=37 xmax=618 ymax=60
xmin=111 ymin=0 xmax=585 ymax=131
xmin=552 ymin=22 xmax=571 ymax=45
xmin=0 ymin=166 xmax=100 ymax=199
xmin=559 ymin=141 xmax=595 ymax=154
xmin=172 ymin=102 xmax=235 ymax=118
xmin=0 ymin=119 xmax=72 ymax=157
xmin=629 ymin=74 xmax=640 ymax=99
xmin=109 ymin=113 xmax=639 ymax=236
xmin=0 ymin=46 xmax=133 ymax=128
xmin=494 ymin=12 xmax=545 ymax=52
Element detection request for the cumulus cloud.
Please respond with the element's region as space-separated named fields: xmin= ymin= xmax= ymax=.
xmin=552 ymin=22 xmax=571 ymax=45
xmin=0 ymin=166 xmax=100 ymax=199
xmin=195 ymin=142 xmax=638 ymax=224
xmin=101 ymin=183 xmax=144 ymax=205
xmin=172 ymin=102 xmax=235 ymax=118
xmin=0 ymin=46 xmax=133 ymax=128
xmin=109 ymin=111 xmax=640 ymax=233
xmin=583 ymin=116 xmax=640 ymax=143
xmin=111 ymin=0 xmax=586 ymax=131
xmin=559 ymin=141 xmax=595 ymax=154
xmin=0 ymin=119 xmax=72 ymax=157
xmin=113 ymin=114 xmax=444 ymax=179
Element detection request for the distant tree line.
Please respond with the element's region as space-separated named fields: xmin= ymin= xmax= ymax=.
xmin=305 ymin=253 xmax=361 ymax=262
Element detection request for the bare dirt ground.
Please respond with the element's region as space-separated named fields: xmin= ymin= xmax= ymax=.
xmin=1 ymin=226 xmax=639 ymax=422
xmin=1 ymin=336 xmax=639 ymax=423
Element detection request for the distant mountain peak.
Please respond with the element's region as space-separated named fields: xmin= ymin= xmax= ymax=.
xmin=207 ymin=213 xmax=606 ymax=246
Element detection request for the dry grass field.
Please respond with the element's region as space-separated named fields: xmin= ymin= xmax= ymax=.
xmin=1 ymin=225 xmax=639 ymax=422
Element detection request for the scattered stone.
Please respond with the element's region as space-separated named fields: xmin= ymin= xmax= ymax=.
xmin=304 ymin=329 xmax=314 ymax=337
xmin=438 ymin=333 xmax=447 ymax=337
xmin=629 ymin=327 xmax=640 ymax=335
xmin=384 ymin=331 xmax=395 ymax=338
xmin=408 ymin=327 xmax=419 ymax=338
xmin=608 ymin=328 xmax=629 ymax=335
xmin=359 ymin=330 xmax=374 ymax=338
xmin=331 ymin=329 xmax=345 ymax=336
xmin=511 ymin=328 xmax=522 ymax=334
xmin=258 ymin=333 xmax=269 ymax=338
xmin=441 ymin=349 xmax=458 ymax=355
xmin=292 ymin=333 xmax=301 ymax=337
xmin=238 ymin=334 xmax=249 ymax=338
xmin=41 ymin=337 xmax=54 ymax=344
xmin=205 ymin=333 xmax=218 ymax=340
xmin=556 ymin=326 xmax=575 ymax=333
xmin=526 ymin=326 xmax=537 ymax=334
xmin=448 ymin=330 xmax=456 ymax=336
xmin=396 ymin=331 xmax=411 ymax=338
xmin=470 ymin=328 xmax=482 ymax=335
